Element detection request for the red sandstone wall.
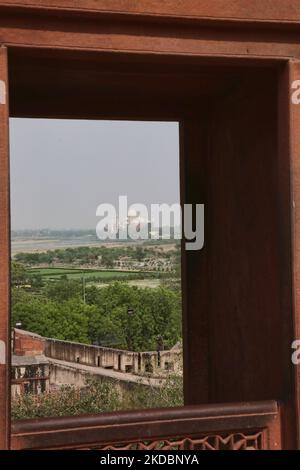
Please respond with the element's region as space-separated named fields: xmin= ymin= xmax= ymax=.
xmin=13 ymin=330 xmax=45 ymax=356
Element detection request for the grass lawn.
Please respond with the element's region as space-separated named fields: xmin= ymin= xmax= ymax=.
xmin=28 ymin=267 xmax=146 ymax=281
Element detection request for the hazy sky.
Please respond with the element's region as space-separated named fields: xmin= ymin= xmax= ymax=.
xmin=9 ymin=119 xmax=180 ymax=230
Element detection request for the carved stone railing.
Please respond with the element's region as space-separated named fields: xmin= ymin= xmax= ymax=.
xmin=11 ymin=400 xmax=281 ymax=450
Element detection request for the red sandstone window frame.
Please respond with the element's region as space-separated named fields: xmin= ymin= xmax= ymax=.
xmin=0 ymin=44 xmax=296 ymax=450
xmin=0 ymin=45 xmax=290 ymax=448
xmin=0 ymin=2 xmax=300 ymax=450
xmin=0 ymin=44 xmax=193 ymax=449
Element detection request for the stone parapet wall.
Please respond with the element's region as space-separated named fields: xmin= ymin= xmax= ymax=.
xmin=13 ymin=329 xmax=46 ymax=356
xmin=45 ymin=338 xmax=182 ymax=377
xmin=13 ymin=329 xmax=182 ymax=377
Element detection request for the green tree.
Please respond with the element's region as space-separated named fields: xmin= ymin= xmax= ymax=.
xmin=86 ymin=282 xmax=181 ymax=351
xmin=11 ymin=261 xmax=28 ymax=286
xmin=12 ymin=295 xmax=93 ymax=343
xmin=44 ymin=279 xmax=81 ymax=302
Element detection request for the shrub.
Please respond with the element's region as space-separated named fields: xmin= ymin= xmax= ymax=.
xmin=12 ymin=375 xmax=183 ymax=420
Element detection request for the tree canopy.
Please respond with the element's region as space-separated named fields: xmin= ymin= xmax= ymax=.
xmin=12 ymin=280 xmax=182 ymax=351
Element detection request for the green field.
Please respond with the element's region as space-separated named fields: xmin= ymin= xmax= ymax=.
xmin=29 ymin=267 xmax=142 ymax=281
